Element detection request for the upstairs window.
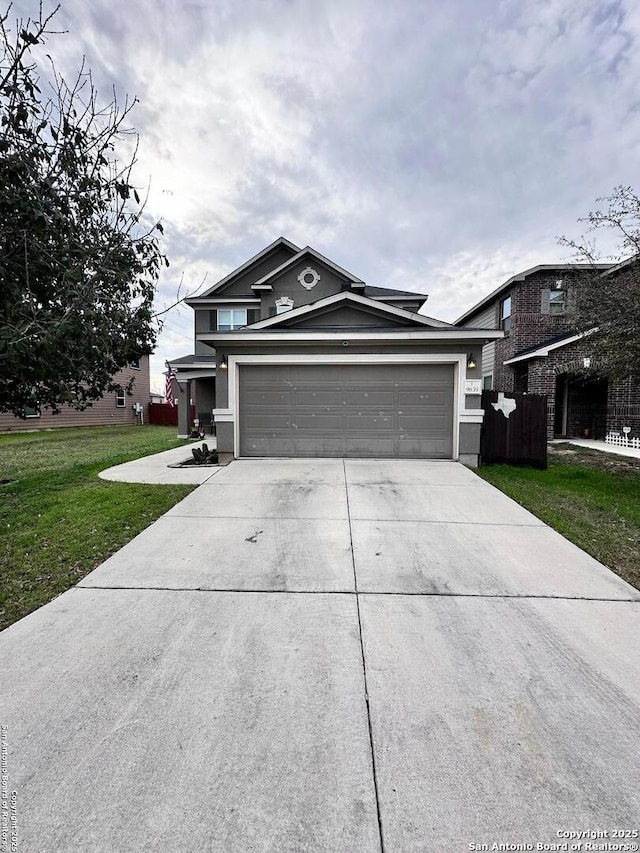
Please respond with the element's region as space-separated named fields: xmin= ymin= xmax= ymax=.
xmin=500 ymin=296 xmax=511 ymax=333
xmin=217 ymin=309 xmax=247 ymax=331
xmin=549 ymin=289 xmax=566 ymax=314
xmin=128 ymin=356 xmax=141 ymax=369
xmin=541 ymin=283 xmax=567 ymax=315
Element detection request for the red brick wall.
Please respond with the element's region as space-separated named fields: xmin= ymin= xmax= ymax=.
xmin=606 ymin=376 xmax=640 ymax=435
xmin=493 ymin=269 xmax=594 ymax=391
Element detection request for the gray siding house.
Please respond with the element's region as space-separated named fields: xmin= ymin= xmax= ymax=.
xmin=169 ymin=238 xmax=501 ymax=464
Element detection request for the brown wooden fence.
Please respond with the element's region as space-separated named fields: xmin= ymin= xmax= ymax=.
xmin=148 ymin=402 xmax=196 ymax=426
xmin=480 ymin=390 xmax=547 ymax=469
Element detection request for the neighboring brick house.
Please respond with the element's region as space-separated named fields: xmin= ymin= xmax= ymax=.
xmin=456 ymin=261 xmax=640 ymax=441
xmin=0 ymin=356 xmax=151 ymax=432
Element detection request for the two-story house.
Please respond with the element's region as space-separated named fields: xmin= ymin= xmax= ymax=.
xmin=168 ymin=237 xmax=501 ymax=464
xmin=0 ymin=356 xmax=151 ymax=432
xmin=456 ymin=261 xmax=640 ymax=440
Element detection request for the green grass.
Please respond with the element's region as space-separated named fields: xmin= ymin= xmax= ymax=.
xmin=477 ymin=444 xmax=640 ymax=590
xmin=0 ymin=426 xmax=195 ymax=631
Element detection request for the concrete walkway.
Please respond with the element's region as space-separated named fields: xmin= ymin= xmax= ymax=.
xmin=2 ymin=459 xmax=639 ymax=852
xmin=555 ymin=437 xmax=640 ymax=459
xmin=99 ymin=439 xmax=220 ymax=484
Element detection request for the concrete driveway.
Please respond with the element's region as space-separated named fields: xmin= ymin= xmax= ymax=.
xmin=2 ymin=459 xmax=639 ymax=852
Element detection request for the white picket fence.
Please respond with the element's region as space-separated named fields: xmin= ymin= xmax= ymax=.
xmin=605 ymin=432 xmax=640 ymax=450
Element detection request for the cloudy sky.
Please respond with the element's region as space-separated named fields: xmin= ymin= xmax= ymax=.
xmin=14 ymin=0 xmax=640 ymax=392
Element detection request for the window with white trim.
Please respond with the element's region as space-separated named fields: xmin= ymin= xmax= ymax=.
xmin=217 ymin=309 xmax=247 ymax=331
xmin=483 ymin=374 xmax=493 ymax=390
xmin=128 ymin=356 xmax=141 ymax=369
xmin=115 ymin=388 xmax=126 ymax=407
xmin=24 ymin=403 xmax=40 ymax=418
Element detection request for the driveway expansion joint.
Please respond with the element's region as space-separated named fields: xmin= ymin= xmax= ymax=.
xmin=343 ymin=459 xmax=386 ymax=853
xmin=73 ymin=586 xmax=639 ymax=602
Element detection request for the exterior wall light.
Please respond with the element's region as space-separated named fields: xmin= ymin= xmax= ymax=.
xmin=219 ymin=355 xmax=228 ymax=370
xmin=467 ymin=353 xmax=477 ymax=369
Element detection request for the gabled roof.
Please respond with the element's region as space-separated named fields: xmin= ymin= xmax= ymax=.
xmin=503 ymin=330 xmax=592 ymax=365
xmin=249 ymin=291 xmax=452 ymax=330
xmin=363 ymin=285 xmax=429 ymax=301
xmin=600 ymin=253 xmax=640 ymax=277
xmin=168 ymin=354 xmax=217 ymax=366
xmin=253 ymin=246 xmax=365 ymax=286
xmin=195 ymin=237 xmax=300 ymax=299
xmin=455 ymin=263 xmax=614 ymax=326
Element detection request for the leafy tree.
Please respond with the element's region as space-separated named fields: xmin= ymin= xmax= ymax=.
xmin=0 ymin=3 xmax=168 ymax=416
xmin=559 ymin=185 xmax=640 ymax=381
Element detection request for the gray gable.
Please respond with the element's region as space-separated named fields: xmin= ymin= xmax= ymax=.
xmin=194 ymin=238 xmax=300 ymax=300
xmin=266 ymin=300 xmax=437 ymax=331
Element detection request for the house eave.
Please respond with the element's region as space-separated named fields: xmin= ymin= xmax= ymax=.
xmin=197 ymin=329 xmax=503 ymax=345
xmin=184 ymin=297 xmax=260 ymax=306
xmin=503 ymin=331 xmax=591 ymax=364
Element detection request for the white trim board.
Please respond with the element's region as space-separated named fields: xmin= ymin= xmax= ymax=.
xmin=199 ymin=329 xmax=502 ymax=344
xmin=503 ymin=331 xmax=593 ymax=365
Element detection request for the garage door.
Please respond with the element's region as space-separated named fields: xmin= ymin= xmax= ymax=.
xmin=238 ymin=364 xmax=454 ymax=458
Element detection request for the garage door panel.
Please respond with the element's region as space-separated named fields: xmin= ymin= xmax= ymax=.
xmin=244 ymin=414 xmax=292 ymax=430
xmin=346 ymin=390 xmax=396 ymax=406
xmin=294 ymin=390 xmax=343 ymax=406
xmin=239 ymin=364 xmax=454 ymax=458
xmin=295 ymin=415 xmax=343 ymax=430
xmin=346 ymin=414 xmax=394 ymax=430
xmin=291 ymin=365 xmax=332 ymax=381
xmin=346 ymin=438 xmax=396 ymax=457
xmin=243 ymin=389 xmax=292 ymax=406
xmin=243 ymin=436 xmax=294 ymax=455
xmin=293 ymin=437 xmax=346 ymax=456
xmin=398 ymin=438 xmax=450 ymax=457
xmin=398 ymin=414 xmax=450 ymax=431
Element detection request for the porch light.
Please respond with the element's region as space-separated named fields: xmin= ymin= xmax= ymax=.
xmin=219 ymin=355 xmax=228 ymax=370
xmin=467 ymin=353 xmax=477 ymax=370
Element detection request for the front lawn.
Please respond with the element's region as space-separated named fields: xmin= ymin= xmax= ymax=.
xmin=477 ymin=444 xmax=640 ymax=591
xmin=0 ymin=426 xmax=195 ymax=631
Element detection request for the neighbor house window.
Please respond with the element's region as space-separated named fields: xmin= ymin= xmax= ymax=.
xmin=549 ymin=289 xmax=566 ymax=314
xmin=217 ymin=309 xmax=247 ymax=331
xmin=500 ymin=296 xmax=511 ymax=333
xmin=23 ymin=404 xmax=40 ymax=418
xmin=483 ymin=374 xmax=493 ymax=390
xmin=128 ymin=356 xmax=141 ymax=369
xmin=115 ymin=388 xmax=126 ymax=407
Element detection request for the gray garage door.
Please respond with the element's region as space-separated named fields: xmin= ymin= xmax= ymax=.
xmin=239 ymin=364 xmax=454 ymax=458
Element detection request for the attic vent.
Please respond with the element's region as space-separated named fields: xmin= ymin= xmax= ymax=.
xmin=276 ymin=297 xmax=294 ymax=315
xmin=298 ymin=267 xmax=320 ymax=290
